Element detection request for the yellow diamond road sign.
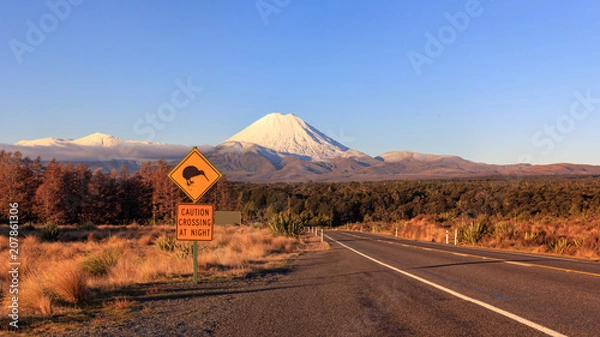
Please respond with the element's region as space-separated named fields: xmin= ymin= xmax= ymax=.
xmin=168 ymin=147 xmax=222 ymax=203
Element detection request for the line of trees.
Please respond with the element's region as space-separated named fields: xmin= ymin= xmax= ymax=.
xmin=2 ymin=151 xmax=599 ymax=226
xmin=0 ymin=151 xmax=234 ymax=225
xmin=232 ymin=177 xmax=600 ymax=226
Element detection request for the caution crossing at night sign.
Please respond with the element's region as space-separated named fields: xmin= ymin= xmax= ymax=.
xmin=176 ymin=203 xmax=214 ymax=241
xmin=168 ymin=147 xmax=222 ymax=203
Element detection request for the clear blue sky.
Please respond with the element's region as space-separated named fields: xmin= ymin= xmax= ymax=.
xmin=1 ymin=0 xmax=599 ymax=164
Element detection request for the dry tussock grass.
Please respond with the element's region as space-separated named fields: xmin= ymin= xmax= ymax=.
xmin=2 ymin=249 xmax=89 ymax=316
xmin=196 ymin=227 xmax=299 ymax=277
xmin=346 ymin=214 xmax=600 ymax=260
xmin=52 ymin=261 xmax=89 ymax=304
xmin=102 ymin=296 xmax=136 ymax=311
xmin=19 ymin=274 xmax=52 ymax=315
xmin=0 ymin=224 xmax=303 ymax=320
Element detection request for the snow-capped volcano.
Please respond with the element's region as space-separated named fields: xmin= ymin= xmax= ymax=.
xmin=9 ymin=133 xmax=193 ymax=169
xmin=7 ymin=113 xmax=600 ymax=181
xmin=222 ymin=112 xmax=362 ymax=160
xmin=15 ymin=137 xmax=71 ymax=147
xmin=72 ymin=132 xmax=128 ymax=147
xmin=17 ymin=132 xmax=151 ymax=147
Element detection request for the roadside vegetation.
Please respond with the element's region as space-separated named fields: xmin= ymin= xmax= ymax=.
xmin=2 ymin=151 xmax=599 ymax=260
xmin=4 ymin=150 xmax=600 ymax=235
xmin=237 ymin=177 xmax=600 ymax=260
xmin=1 ymin=151 xmax=599 ymax=258
xmin=0 ymin=224 xmax=326 ymax=331
xmin=341 ymin=214 xmax=600 ymax=260
xmin=1 ymin=151 xmax=599 ymax=331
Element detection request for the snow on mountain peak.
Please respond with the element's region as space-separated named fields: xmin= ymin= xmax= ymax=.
xmin=15 ymin=132 xmax=153 ymax=148
xmin=15 ymin=137 xmax=71 ymax=147
xmin=222 ymin=112 xmax=354 ymax=160
xmin=72 ymin=132 xmax=123 ymax=147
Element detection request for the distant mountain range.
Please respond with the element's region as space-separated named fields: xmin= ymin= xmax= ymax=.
xmin=3 ymin=113 xmax=600 ymax=182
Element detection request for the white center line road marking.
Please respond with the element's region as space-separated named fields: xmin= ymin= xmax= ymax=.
xmin=505 ymin=261 xmax=533 ymax=267
xmin=327 ymin=235 xmax=569 ymax=337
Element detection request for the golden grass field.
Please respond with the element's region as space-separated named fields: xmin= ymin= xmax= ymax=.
xmin=1 ymin=216 xmax=597 ymax=333
xmin=344 ymin=214 xmax=600 ymax=260
xmin=0 ymin=224 xmax=328 ymax=326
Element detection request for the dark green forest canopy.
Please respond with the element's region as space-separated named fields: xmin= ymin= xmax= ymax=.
xmin=231 ymin=176 xmax=600 ymax=225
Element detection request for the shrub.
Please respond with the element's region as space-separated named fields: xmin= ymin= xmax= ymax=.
xmin=155 ymin=234 xmax=190 ymax=259
xmin=156 ymin=234 xmax=177 ymax=252
xmin=493 ymin=222 xmax=517 ymax=240
xmin=547 ymin=237 xmax=569 ymax=254
xmin=81 ymin=247 xmax=121 ymax=276
xmin=459 ymin=218 xmax=489 ymax=245
xmin=174 ymin=242 xmax=191 ymax=260
xmin=523 ymin=230 xmax=537 ymax=242
xmin=78 ymin=220 xmax=98 ymax=231
xmin=268 ymin=212 xmax=304 ymax=237
xmin=437 ymin=211 xmax=457 ymax=223
xmin=41 ymin=223 xmax=62 ymax=242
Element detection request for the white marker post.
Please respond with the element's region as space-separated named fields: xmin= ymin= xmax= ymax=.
xmin=395 ymin=227 xmax=398 ymax=237
xmin=446 ymin=230 xmax=449 ymax=244
xmin=454 ymin=229 xmax=458 ymax=245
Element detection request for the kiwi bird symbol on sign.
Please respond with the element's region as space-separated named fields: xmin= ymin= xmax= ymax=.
xmin=168 ymin=147 xmax=222 ymax=203
xmin=182 ymin=166 xmax=209 ymax=186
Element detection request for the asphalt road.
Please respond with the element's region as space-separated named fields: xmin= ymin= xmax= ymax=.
xmin=215 ymin=230 xmax=599 ymax=337
xmin=320 ymin=231 xmax=600 ymax=337
xmin=58 ymin=230 xmax=599 ymax=337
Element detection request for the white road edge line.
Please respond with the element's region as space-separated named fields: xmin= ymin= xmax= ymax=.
xmin=327 ymin=235 xmax=568 ymax=337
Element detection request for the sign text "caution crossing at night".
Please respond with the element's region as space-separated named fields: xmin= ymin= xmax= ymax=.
xmin=176 ymin=204 xmax=214 ymax=241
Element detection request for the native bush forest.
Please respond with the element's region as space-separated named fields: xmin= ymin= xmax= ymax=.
xmin=1 ymin=151 xmax=599 ymax=257
xmin=2 ymin=150 xmax=600 ymax=225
